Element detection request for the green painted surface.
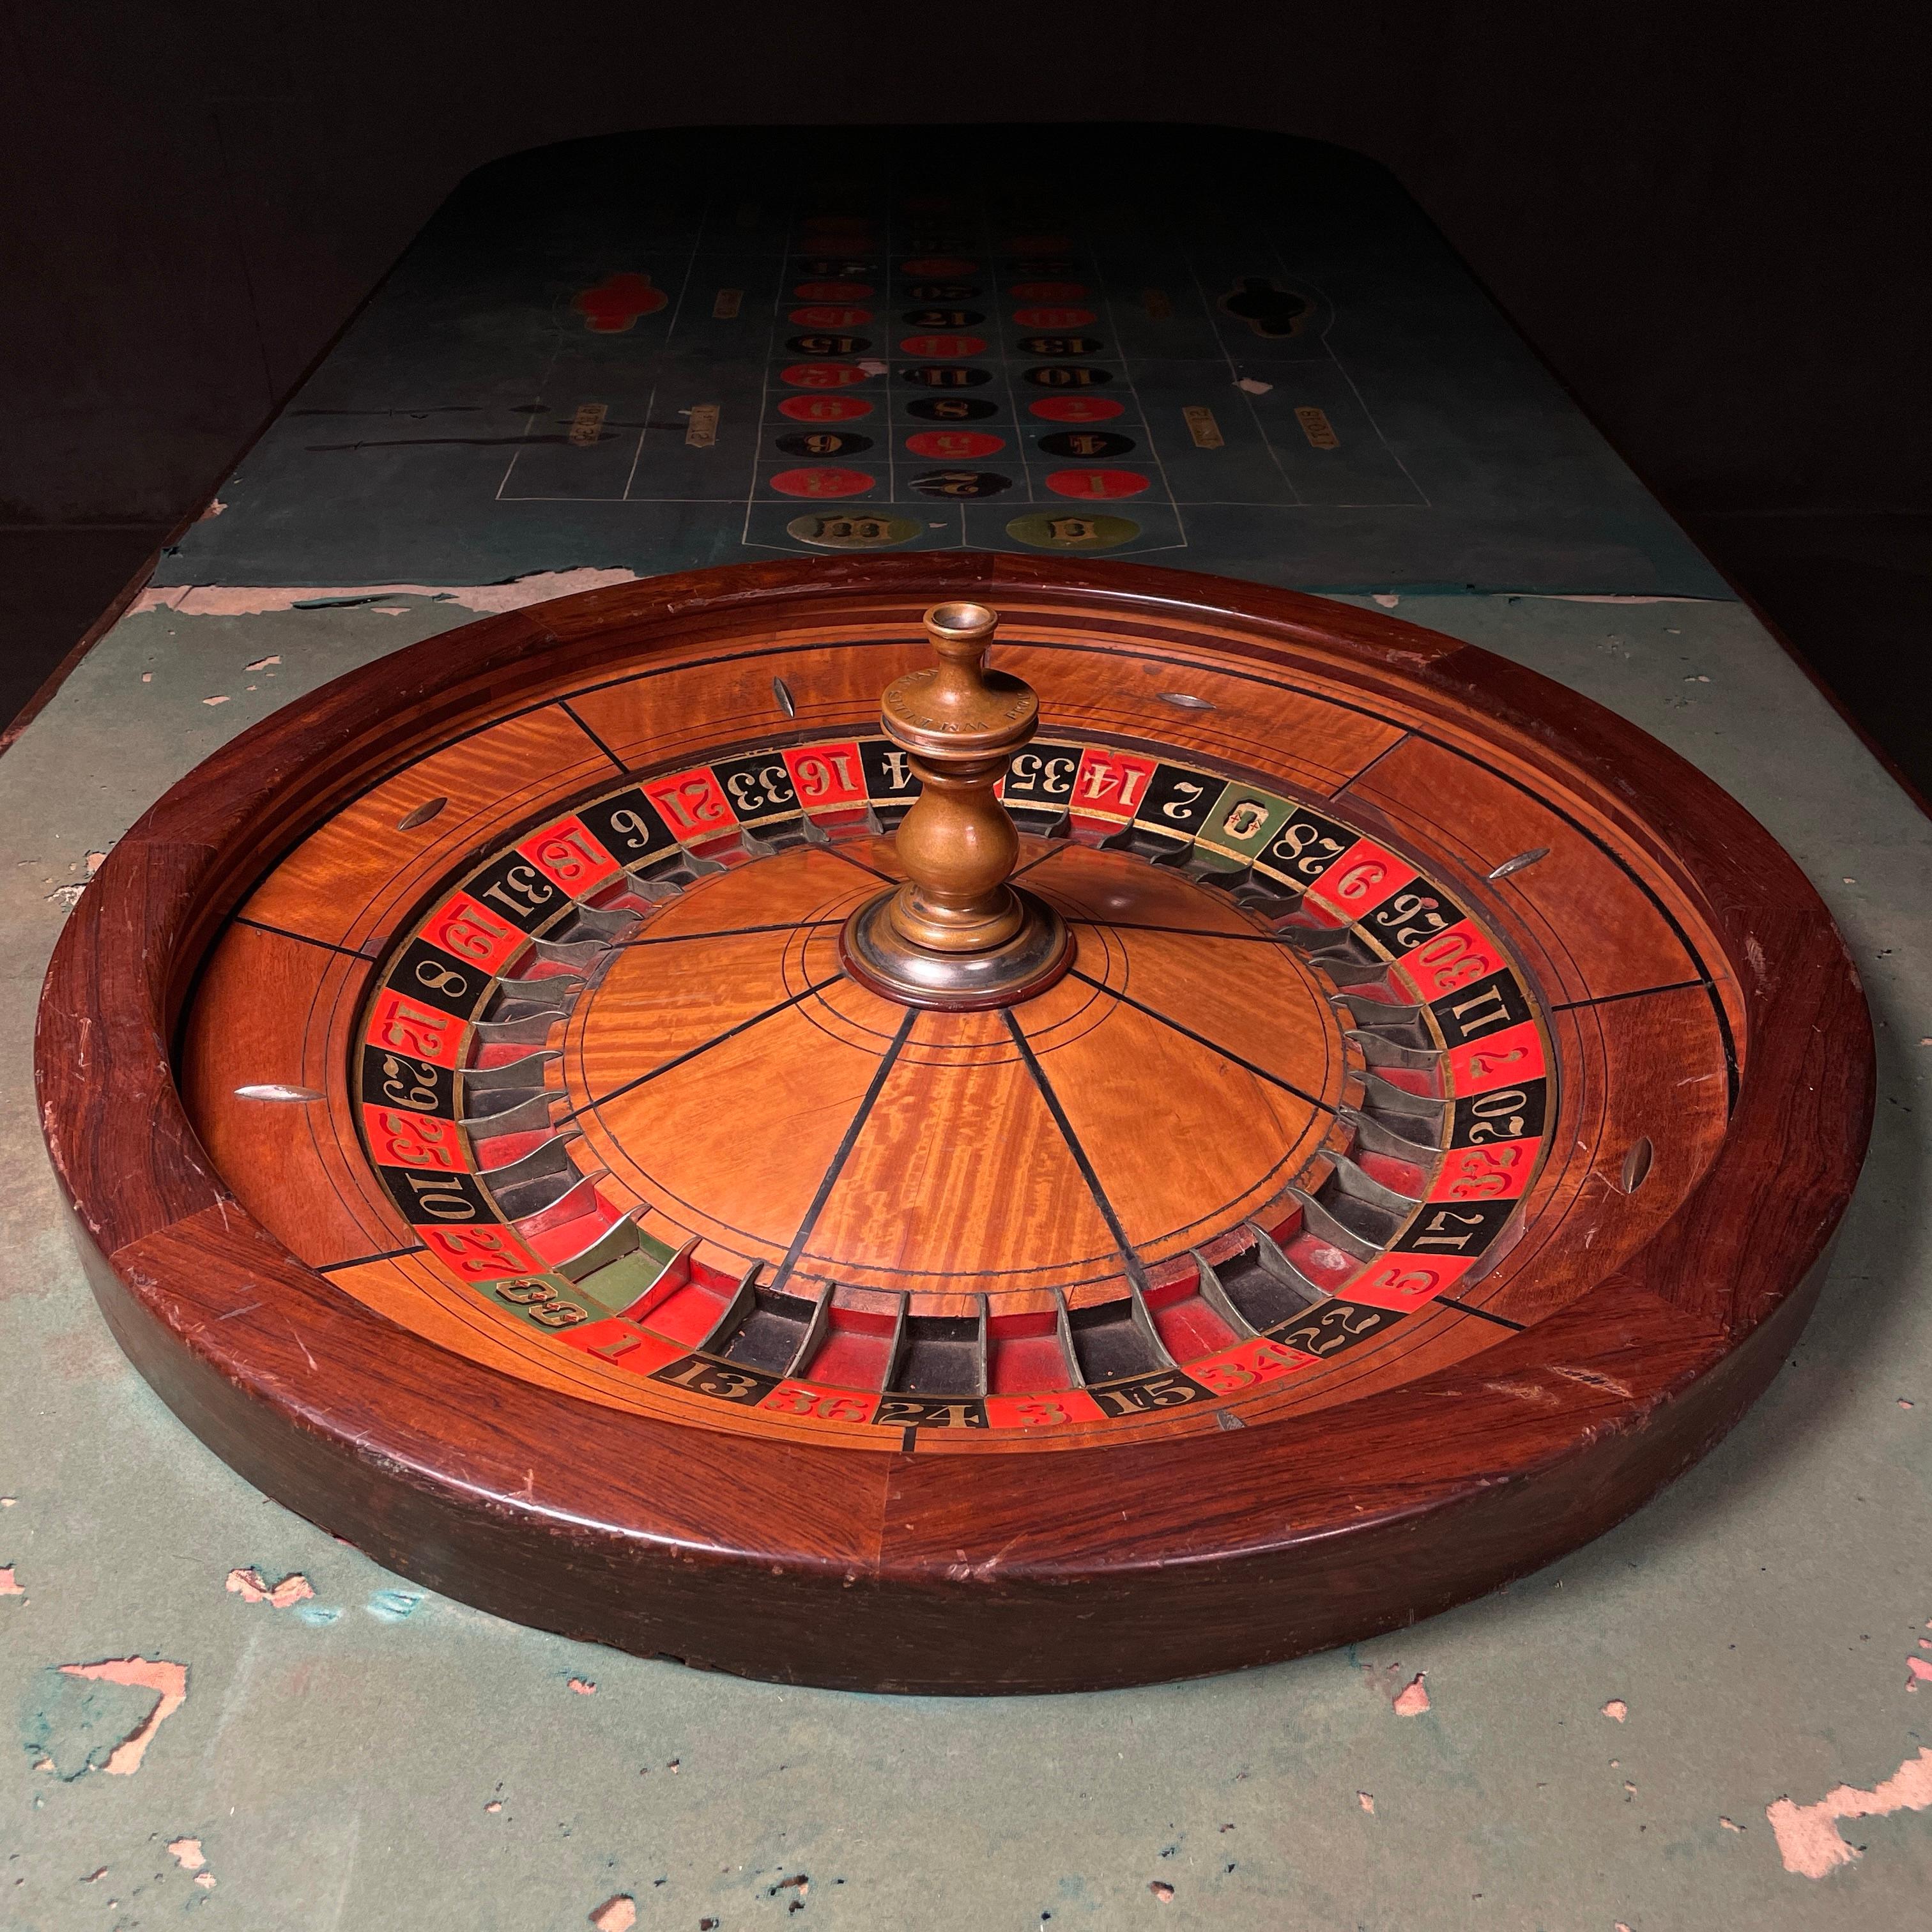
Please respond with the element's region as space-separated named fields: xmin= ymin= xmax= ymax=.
xmin=1190 ymin=783 xmax=1289 ymax=870
xmin=572 ymin=1245 xmax=680 ymax=1321
xmin=144 ymin=128 xmax=1731 ymax=601
xmin=0 ymin=590 xmax=1926 ymax=1927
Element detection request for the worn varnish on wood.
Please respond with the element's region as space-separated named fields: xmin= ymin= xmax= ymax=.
xmin=35 ymin=556 xmax=1873 ymax=1693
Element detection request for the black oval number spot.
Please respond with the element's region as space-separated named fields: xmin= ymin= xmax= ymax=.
xmin=907 ymin=397 xmax=1000 ymax=422
xmin=1038 ymin=430 xmax=1135 ymax=459
xmin=775 ymin=431 xmax=874 ymax=459
xmin=1023 ymin=365 xmax=1112 ymax=388
xmin=911 ymin=470 xmax=1014 ymax=499
xmin=786 ymin=334 xmax=871 ymax=356
xmin=901 ymin=365 xmax=993 ymax=389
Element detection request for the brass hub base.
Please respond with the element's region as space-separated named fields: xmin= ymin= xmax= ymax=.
xmin=839 ymin=885 xmax=1075 ymax=1011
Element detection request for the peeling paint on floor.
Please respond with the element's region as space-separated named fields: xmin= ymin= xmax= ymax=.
xmin=57 ymin=1659 xmax=187 ymax=1774
xmin=21 ymin=1658 xmax=188 ymax=1779
xmin=225 ymin=1566 xmax=314 ymax=1609
xmin=1768 ymin=1749 xmax=1932 ymax=1878
xmin=132 ymin=567 xmax=640 ymax=620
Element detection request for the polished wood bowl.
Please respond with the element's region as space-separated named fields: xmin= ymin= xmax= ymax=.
xmin=36 ymin=555 xmax=1873 ymax=1692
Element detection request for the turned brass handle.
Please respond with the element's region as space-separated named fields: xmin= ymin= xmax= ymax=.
xmin=838 ymin=602 xmax=1073 ymax=1009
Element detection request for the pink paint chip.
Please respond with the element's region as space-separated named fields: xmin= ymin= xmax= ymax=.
xmin=1393 ymin=1673 xmax=1430 ymax=1716
xmin=0 ymin=1565 xmax=23 ymax=1596
xmin=1358 ymin=1791 xmax=1376 ymax=1813
xmin=224 ymin=1567 xmax=314 ymax=1609
xmin=165 ymin=1837 xmax=205 ymax=1872
xmin=57 ymin=1657 xmax=187 ymax=1774
xmin=1602 ymin=1699 xmax=1629 ymax=1722
xmin=569 ymin=1676 xmax=597 ymax=1695
xmin=589 ymin=1897 xmax=637 ymax=1932
xmin=1768 ymin=1747 xmax=1932 ymax=1878
xmin=1906 ymin=1657 xmax=1932 ymax=1690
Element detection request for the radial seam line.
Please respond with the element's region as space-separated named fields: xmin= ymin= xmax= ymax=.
xmin=1003 ymin=1009 xmax=1149 ymax=1292
xmin=1067 ymin=967 xmax=1333 ymax=1112
xmin=769 ymin=1006 xmax=917 ymax=1292
xmin=564 ymin=972 xmax=842 ymax=1119
xmin=1551 ymin=977 xmax=1708 ymax=1013
xmin=560 ymin=699 xmax=628 ymax=774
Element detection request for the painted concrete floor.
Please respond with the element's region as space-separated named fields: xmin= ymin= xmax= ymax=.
xmin=0 ymin=588 xmax=1926 ymax=1930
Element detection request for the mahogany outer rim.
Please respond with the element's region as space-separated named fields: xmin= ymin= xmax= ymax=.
xmin=33 ymin=555 xmax=1876 ymax=1690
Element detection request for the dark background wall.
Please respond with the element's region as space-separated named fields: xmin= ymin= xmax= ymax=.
xmin=3 ymin=4 xmax=1926 ymax=776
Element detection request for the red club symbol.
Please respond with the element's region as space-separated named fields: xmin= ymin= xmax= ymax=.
xmin=571 ymin=273 xmax=670 ymax=334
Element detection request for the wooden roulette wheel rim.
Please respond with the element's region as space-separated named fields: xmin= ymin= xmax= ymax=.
xmin=35 ymin=555 xmax=1873 ymax=1694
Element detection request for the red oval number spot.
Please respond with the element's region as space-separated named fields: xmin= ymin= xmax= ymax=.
xmin=769 ymin=467 xmax=876 ymax=498
xmin=790 ymin=305 xmax=873 ymax=327
xmin=780 ymin=363 xmax=873 ymax=389
xmin=1030 ymin=396 xmax=1127 ymax=424
xmin=793 ymin=280 xmax=874 ymax=301
xmin=904 ymin=430 xmax=1006 ymax=459
xmin=1046 ymin=468 xmax=1151 ymax=500
xmin=1008 ymin=281 xmax=1088 ymax=301
xmin=900 ymin=334 xmax=986 ymax=357
xmin=1011 ymin=306 xmax=1096 ymax=328
xmin=777 ymin=394 xmax=873 ymax=423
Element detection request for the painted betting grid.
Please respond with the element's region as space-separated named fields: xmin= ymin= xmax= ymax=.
xmin=493 ymin=181 xmax=1422 ymax=562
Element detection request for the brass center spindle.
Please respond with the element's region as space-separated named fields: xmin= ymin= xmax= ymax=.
xmin=837 ymin=601 xmax=1074 ymax=1009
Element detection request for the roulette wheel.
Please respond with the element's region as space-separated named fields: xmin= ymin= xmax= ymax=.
xmin=35 ymin=555 xmax=1872 ymax=1694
